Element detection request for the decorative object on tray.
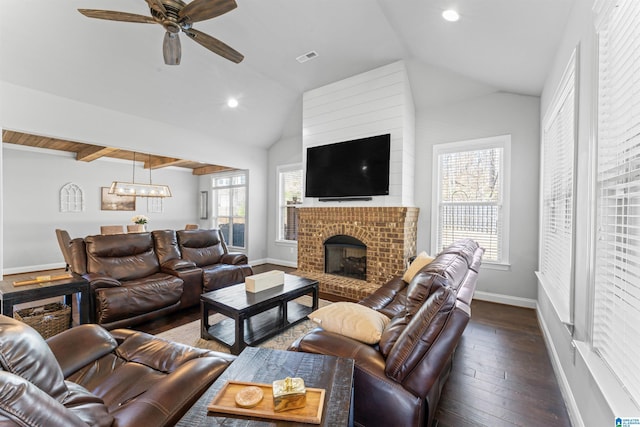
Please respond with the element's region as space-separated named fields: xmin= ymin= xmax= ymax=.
xmin=234 ymin=386 xmax=264 ymax=408
xmin=272 ymin=377 xmax=306 ymax=412
xmin=131 ymin=214 xmax=149 ymax=231
xmin=245 ymin=270 xmax=285 ymax=293
xmin=208 ymin=380 xmax=325 ymax=424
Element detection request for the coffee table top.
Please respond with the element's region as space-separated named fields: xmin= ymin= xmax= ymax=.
xmin=177 ymin=347 xmax=354 ymax=426
xmin=201 ymin=274 xmax=318 ymax=312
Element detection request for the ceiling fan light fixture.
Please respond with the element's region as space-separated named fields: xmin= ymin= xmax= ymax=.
xmin=442 ymin=9 xmax=460 ymax=22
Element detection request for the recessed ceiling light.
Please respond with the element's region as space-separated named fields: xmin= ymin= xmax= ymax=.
xmin=227 ymin=98 xmax=239 ymax=108
xmin=442 ymin=9 xmax=460 ymax=22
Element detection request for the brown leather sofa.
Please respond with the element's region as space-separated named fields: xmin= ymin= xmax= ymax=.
xmin=66 ymin=228 xmax=253 ymax=329
xmin=0 ymin=313 xmax=235 ymax=427
xmin=289 ymin=238 xmax=484 ymax=427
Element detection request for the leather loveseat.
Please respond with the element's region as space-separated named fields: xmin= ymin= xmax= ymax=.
xmin=289 ymin=238 xmax=483 ymax=427
xmin=0 ymin=314 xmax=235 ymax=427
xmin=66 ymin=228 xmax=253 ymax=329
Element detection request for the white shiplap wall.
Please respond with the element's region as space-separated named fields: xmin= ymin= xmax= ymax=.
xmin=302 ymin=60 xmax=416 ymax=207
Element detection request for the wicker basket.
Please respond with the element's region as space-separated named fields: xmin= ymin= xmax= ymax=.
xmin=14 ymin=302 xmax=71 ymax=339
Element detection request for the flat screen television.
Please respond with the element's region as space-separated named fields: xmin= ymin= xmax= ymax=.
xmin=305 ymin=134 xmax=391 ymax=199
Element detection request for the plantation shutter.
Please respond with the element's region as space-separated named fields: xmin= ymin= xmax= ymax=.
xmin=593 ymin=0 xmax=640 ymax=406
xmin=537 ymin=50 xmax=577 ymax=325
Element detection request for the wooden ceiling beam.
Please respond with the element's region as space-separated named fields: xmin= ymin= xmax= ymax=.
xmin=192 ymin=165 xmax=235 ymax=175
xmin=76 ymin=145 xmax=119 ymax=162
xmin=146 ymin=155 xmax=184 ymax=169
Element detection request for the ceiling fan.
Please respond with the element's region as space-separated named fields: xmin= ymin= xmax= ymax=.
xmin=78 ymin=0 xmax=244 ymax=65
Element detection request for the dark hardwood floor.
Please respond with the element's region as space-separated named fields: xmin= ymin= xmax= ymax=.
xmin=434 ymin=301 xmax=572 ymax=427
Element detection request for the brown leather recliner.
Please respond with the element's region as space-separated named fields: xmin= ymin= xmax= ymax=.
xmin=176 ymin=229 xmax=254 ymax=292
xmin=0 ymin=314 xmax=235 ymax=427
xmin=79 ymin=233 xmax=185 ymax=329
xmin=289 ymin=238 xmax=484 ymax=427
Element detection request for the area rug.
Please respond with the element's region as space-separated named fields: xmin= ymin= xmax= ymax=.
xmin=156 ymin=296 xmax=330 ymax=353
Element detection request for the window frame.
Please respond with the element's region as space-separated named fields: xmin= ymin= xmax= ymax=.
xmin=536 ymin=47 xmax=578 ymax=326
xmin=276 ymin=163 xmax=303 ymax=244
xmin=431 ymin=135 xmax=511 ymax=268
xmin=210 ymin=170 xmax=248 ymax=250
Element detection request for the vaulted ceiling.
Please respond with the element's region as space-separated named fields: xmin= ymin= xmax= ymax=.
xmin=1 ymin=0 xmax=575 ymax=153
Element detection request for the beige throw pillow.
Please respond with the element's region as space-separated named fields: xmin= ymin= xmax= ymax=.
xmin=308 ymin=302 xmax=391 ymax=344
xmin=402 ymin=251 xmax=435 ymax=283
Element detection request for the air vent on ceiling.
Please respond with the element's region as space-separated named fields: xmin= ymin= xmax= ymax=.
xmin=296 ymin=51 xmax=319 ymax=63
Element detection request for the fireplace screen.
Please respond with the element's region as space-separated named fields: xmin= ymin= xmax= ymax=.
xmin=324 ymin=235 xmax=366 ymax=280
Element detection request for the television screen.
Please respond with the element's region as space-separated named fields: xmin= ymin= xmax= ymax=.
xmin=305 ymin=134 xmax=391 ymax=199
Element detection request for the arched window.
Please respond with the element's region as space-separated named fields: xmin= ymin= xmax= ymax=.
xmin=60 ymin=183 xmax=84 ymax=212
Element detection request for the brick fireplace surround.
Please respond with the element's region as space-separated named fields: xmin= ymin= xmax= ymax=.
xmin=294 ymin=207 xmax=419 ymax=301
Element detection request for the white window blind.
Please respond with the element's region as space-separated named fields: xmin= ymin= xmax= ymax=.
xmin=537 ymin=50 xmax=577 ymax=325
xmin=593 ymin=0 xmax=640 ymax=406
xmin=278 ymin=165 xmax=303 ymax=241
xmin=432 ymin=135 xmax=511 ymax=264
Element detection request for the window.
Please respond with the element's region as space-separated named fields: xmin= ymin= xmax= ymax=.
xmin=432 ymin=135 xmax=511 ymax=264
xmin=592 ymin=0 xmax=640 ymax=406
xmin=277 ymin=164 xmax=303 ymax=242
xmin=537 ymin=49 xmax=577 ymax=325
xmin=211 ymin=170 xmax=247 ymax=249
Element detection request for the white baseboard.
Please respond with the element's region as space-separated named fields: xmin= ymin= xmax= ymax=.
xmin=3 ymin=262 xmax=66 ymax=276
xmin=259 ymin=258 xmax=298 ymax=268
xmin=473 ymin=290 xmax=537 ymax=308
xmin=536 ymin=303 xmax=584 ymax=427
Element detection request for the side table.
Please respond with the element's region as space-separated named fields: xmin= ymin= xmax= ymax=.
xmin=0 ymin=273 xmax=91 ymax=324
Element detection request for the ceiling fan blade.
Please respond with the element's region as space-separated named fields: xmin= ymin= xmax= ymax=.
xmin=178 ymin=0 xmax=237 ymax=25
xmin=163 ymin=32 xmax=182 ymax=65
xmin=78 ymin=9 xmax=156 ymax=24
xmin=145 ymin=0 xmax=168 ymax=19
xmin=183 ymin=28 xmax=243 ymax=63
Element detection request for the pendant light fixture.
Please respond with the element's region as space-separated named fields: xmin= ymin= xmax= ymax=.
xmin=109 ymin=152 xmax=172 ymax=198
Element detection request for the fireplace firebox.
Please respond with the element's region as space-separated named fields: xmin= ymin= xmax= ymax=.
xmin=324 ymin=235 xmax=367 ymax=280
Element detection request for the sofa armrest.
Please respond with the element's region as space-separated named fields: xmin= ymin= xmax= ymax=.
xmin=161 ymin=258 xmax=197 ymax=271
xmin=47 ymin=324 xmax=117 ymax=378
xmin=83 ymin=272 xmax=121 ymax=289
xmin=0 ymin=371 xmax=88 ymax=427
xmin=289 ymin=328 xmax=386 ymax=375
xmin=221 ymin=252 xmax=248 ymax=265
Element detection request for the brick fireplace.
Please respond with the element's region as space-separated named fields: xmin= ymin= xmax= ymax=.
xmin=295 ymin=207 xmax=419 ymax=300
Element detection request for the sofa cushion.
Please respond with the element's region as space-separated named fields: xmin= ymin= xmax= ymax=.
xmin=402 ymin=251 xmax=434 ymax=283
xmin=384 ymin=287 xmax=456 ymax=382
xmin=94 ymin=274 xmax=183 ymax=324
xmin=308 ymin=302 xmax=391 ymax=344
xmin=202 ymin=263 xmax=253 ymax=292
xmin=0 ymin=314 xmax=67 ymax=400
xmin=85 ymin=234 xmax=160 ymax=280
xmin=177 ymin=229 xmax=225 ymax=266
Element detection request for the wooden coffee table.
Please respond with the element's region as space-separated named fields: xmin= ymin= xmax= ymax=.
xmin=176 ymin=347 xmax=354 ymax=426
xmin=200 ymin=274 xmax=318 ymax=355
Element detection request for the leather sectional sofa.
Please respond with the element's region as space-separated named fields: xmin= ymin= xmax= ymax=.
xmin=0 ymin=313 xmax=235 ymax=427
xmin=66 ymin=228 xmax=253 ymax=329
xmin=289 ymin=238 xmax=483 ymax=427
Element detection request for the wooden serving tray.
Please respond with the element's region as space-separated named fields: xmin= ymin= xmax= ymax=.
xmin=13 ymin=273 xmax=73 ymax=287
xmin=207 ymin=380 xmax=325 ymax=424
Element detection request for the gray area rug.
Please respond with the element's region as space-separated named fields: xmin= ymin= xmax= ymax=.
xmin=156 ymin=296 xmax=329 ymax=353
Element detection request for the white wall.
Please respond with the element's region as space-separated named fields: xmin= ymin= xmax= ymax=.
xmin=2 ymin=145 xmax=199 ymax=273
xmin=0 ymin=82 xmax=270 ymax=268
xmin=416 ymin=92 xmax=541 ymax=303
xmin=302 ymin=60 xmax=416 ymax=207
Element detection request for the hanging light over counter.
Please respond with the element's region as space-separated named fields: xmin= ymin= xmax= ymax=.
xmin=109 ymin=152 xmax=172 ymax=198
